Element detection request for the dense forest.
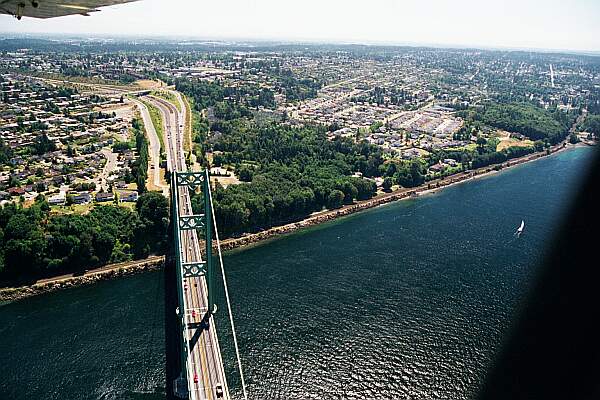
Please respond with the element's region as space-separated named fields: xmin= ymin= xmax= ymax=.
xmin=0 ymin=192 xmax=168 ymax=283
xmin=191 ymin=123 xmax=384 ymax=236
xmin=471 ymin=145 xmax=537 ymax=169
xmin=465 ymin=102 xmax=573 ymax=143
xmin=206 ymin=123 xmax=566 ymax=238
xmin=275 ymin=69 xmax=321 ymax=102
xmin=182 ymin=89 xmax=578 ymax=237
xmin=583 ymin=114 xmax=600 ymax=139
xmin=175 ymin=79 xmax=276 ymax=113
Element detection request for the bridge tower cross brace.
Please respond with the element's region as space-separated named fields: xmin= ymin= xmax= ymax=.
xmin=171 ymin=169 xmax=216 ymax=398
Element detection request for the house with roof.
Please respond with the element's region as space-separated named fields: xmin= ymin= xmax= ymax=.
xmin=48 ymin=193 xmax=65 ymax=205
xmin=8 ymin=187 xmax=25 ymax=196
xmin=72 ymin=192 xmax=91 ymax=204
xmin=95 ymin=191 xmax=114 ymax=202
xmin=119 ymin=191 xmax=138 ymax=202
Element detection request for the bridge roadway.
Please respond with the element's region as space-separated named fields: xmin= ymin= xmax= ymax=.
xmin=144 ymin=95 xmax=230 ymax=400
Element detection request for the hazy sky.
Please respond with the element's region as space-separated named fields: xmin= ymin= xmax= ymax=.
xmin=1 ymin=0 xmax=599 ymax=52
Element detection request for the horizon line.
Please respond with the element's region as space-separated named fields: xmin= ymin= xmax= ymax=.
xmin=1 ymin=31 xmax=599 ymax=56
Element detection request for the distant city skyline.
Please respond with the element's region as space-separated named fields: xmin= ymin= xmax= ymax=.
xmin=1 ymin=0 xmax=599 ymax=53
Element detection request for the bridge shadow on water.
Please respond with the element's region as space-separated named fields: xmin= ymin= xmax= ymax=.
xmin=164 ymin=252 xmax=180 ymax=400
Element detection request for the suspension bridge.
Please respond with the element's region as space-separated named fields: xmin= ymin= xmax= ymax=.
xmin=142 ymin=94 xmax=246 ymax=400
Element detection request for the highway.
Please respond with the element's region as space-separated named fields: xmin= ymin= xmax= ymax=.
xmin=143 ymin=94 xmax=229 ymax=400
xmin=130 ymin=98 xmax=169 ymax=196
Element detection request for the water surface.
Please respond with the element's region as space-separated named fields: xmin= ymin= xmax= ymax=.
xmin=0 ymin=146 xmax=596 ymax=400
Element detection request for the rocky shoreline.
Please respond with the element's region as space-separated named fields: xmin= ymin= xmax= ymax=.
xmin=0 ymin=257 xmax=164 ymax=303
xmin=1 ymin=142 xmax=587 ymax=303
xmin=218 ymin=142 xmax=580 ymax=252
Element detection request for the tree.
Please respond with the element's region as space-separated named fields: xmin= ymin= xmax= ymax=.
xmin=0 ymin=138 xmax=13 ymax=164
xmin=135 ymin=192 xmax=169 ymax=254
xmin=534 ymin=140 xmax=545 ymax=152
xmin=383 ymin=177 xmax=393 ymax=192
xmin=137 ymin=192 xmax=169 ymax=227
xmin=339 ymin=182 xmax=358 ymax=204
xmin=237 ymin=165 xmax=254 ymax=182
xmin=472 ymin=102 xmax=569 ymax=143
xmin=0 ymin=191 xmax=171 ymax=281
xmin=385 ymin=163 xmax=397 ymax=177
xmin=112 ymin=141 xmax=131 ymax=152
xmin=2 ymin=210 xmax=46 ymax=278
xmin=569 ymin=133 xmax=580 ymax=144
xmin=32 ymin=133 xmax=57 ymax=155
xmin=394 ymin=160 xmax=424 ymax=188
xmin=93 ymin=231 xmax=116 ymax=264
xmin=216 ymin=201 xmax=250 ymax=235
xmin=582 ymin=115 xmax=600 ymax=140
xmin=110 ymin=239 xmax=132 ymax=263
xmin=8 ymin=175 xmax=19 ymax=188
xmin=326 ymin=190 xmax=344 ymax=210
xmin=350 ymin=177 xmax=377 ymax=200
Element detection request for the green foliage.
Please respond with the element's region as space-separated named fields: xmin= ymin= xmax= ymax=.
xmin=31 ymin=133 xmax=57 ymax=155
xmin=0 ymin=138 xmax=12 ymax=165
xmin=175 ymin=79 xmax=224 ymax=110
xmin=569 ymin=133 xmax=580 ymax=144
xmin=274 ymin=69 xmax=321 ymax=102
xmin=133 ymin=192 xmax=169 ymax=258
xmin=192 ymin=122 xmax=382 ymax=236
xmin=142 ymin=100 xmax=165 ymax=151
xmin=582 ymin=114 xmax=600 ymax=139
xmin=0 ymin=195 xmax=169 ymax=282
xmin=112 ymin=140 xmax=132 ymax=152
xmin=129 ymin=117 xmax=149 ymax=193
xmin=254 ymin=88 xmax=276 ymax=108
xmin=186 ymin=97 xmax=210 ymax=166
xmin=71 ymin=182 xmax=96 ymax=192
xmin=394 ymin=160 xmax=425 ymax=188
xmin=326 ymin=190 xmax=344 ymax=209
xmin=383 ymin=177 xmax=393 ymax=192
xmin=175 ymin=79 xmax=276 ymax=112
xmin=369 ymin=121 xmax=383 ymax=133
xmin=213 ymin=101 xmax=252 ymax=120
xmin=534 ymin=140 xmax=546 ymax=152
xmin=473 ymin=102 xmax=570 ymax=143
xmin=153 ymin=90 xmax=181 ymax=111
xmin=237 ymin=165 xmax=254 ymax=182
xmin=472 ymin=145 xmax=535 ymax=169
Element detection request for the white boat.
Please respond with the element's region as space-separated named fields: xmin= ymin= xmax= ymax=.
xmin=515 ymin=220 xmax=525 ymax=237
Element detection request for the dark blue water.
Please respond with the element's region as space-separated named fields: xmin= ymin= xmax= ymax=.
xmin=0 ymin=146 xmax=596 ymax=400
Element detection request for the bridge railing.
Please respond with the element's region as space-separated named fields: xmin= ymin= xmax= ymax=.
xmin=170 ymin=169 xmax=217 ymax=398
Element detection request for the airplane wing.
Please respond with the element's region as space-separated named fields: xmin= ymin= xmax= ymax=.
xmin=0 ymin=0 xmax=139 ymax=19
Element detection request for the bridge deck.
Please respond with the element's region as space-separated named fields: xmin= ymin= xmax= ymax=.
xmin=145 ymin=95 xmax=230 ymax=400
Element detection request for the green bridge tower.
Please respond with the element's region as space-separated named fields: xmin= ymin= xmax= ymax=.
xmin=170 ymin=169 xmax=217 ymax=398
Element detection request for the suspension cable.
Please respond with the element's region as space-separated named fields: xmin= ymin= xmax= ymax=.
xmin=208 ymin=182 xmax=249 ymax=400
